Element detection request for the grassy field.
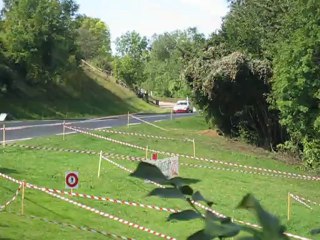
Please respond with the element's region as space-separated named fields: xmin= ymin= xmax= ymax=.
xmin=0 ymin=65 xmax=162 ymax=120
xmin=0 ymin=116 xmax=320 ymax=239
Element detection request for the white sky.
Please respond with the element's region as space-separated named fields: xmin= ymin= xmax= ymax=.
xmin=77 ymin=0 xmax=230 ymax=41
xmin=0 ymin=0 xmax=230 ymax=51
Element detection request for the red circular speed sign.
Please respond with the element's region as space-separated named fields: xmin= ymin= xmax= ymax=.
xmin=65 ymin=172 xmax=78 ymax=188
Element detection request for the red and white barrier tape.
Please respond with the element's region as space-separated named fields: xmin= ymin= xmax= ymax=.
xmin=67 ymin=126 xmax=320 ymax=182
xmin=9 ymin=212 xmax=135 ymax=240
xmin=0 ymin=171 xmax=310 ymax=239
xmin=79 ymin=127 xmax=192 ymax=142
xmin=289 ymin=194 xmax=312 ymax=209
xmin=65 ymin=126 xmax=146 ymax=151
xmin=100 ymin=155 xmax=164 ymax=189
xmin=95 ymin=153 xmax=316 ymax=240
xmin=0 ymin=112 xmax=137 ymax=131
xmin=43 ymin=190 xmax=176 ymax=240
xmin=290 ymin=193 xmax=320 ymax=208
xmin=0 ymin=184 xmax=22 ymax=211
xmin=36 ymin=187 xmax=179 ymax=214
xmin=10 ymin=144 xmax=142 ymax=162
xmin=0 ymin=173 xmax=176 ymax=240
xmin=179 ymin=163 xmax=316 ymax=181
xmin=9 ymin=143 xmax=319 ymax=183
xmin=130 ymin=115 xmax=168 ymax=131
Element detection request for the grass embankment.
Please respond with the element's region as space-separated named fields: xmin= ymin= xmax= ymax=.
xmin=0 ymin=65 xmax=161 ymax=120
xmin=0 ymin=116 xmax=320 ymax=239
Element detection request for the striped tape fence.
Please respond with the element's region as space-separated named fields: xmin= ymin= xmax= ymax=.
xmin=8 ymin=143 xmax=320 ymax=182
xmin=0 ymin=168 xmax=311 ymax=239
xmin=78 ymin=126 xmax=192 ymax=142
xmin=289 ymin=194 xmax=312 ymax=209
xmin=10 ymin=144 xmax=142 ymax=162
xmin=0 ymin=184 xmax=22 ymax=211
xmin=65 ymin=126 xmax=320 ymax=182
xmin=130 ymin=115 xmax=168 ymax=132
xmin=290 ymin=193 xmax=320 ymax=208
xmin=8 ymin=211 xmax=135 ymax=240
xmin=43 ymin=190 xmax=176 ymax=240
xmin=100 ymin=155 xmax=164 ymax=188
xmin=0 ymin=113 xmax=138 ymax=131
xmin=31 ymin=186 xmax=180 ymax=214
xmin=98 ymin=156 xmax=311 ymax=240
xmin=0 ymin=173 xmax=177 ymax=240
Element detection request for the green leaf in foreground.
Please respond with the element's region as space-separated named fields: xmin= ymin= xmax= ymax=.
xmin=167 ymin=210 xmax=202 ymax=222
xmin=311 ymin=228 xmax=320 ymax=235
xmin=237 ymin=194 xmax=289 ymax=240
xmin=169 ymin=177 xmax=200 ymax=187
xmin=192 ymin=191 xmax=214 ymax=206
xmin=130 ymin=162 xmax=168 ymax=183
xmin=187 ymin=230 xmax=213 ymax=240
xmin=148 ymin=188 xmax=185 ymax=199
xmin=179 ymin=185 xmax=194 ymax=195
xmin=205 ymin=211 xmax=241 ymax=239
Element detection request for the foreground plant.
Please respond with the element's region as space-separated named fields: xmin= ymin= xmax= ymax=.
xmin=130 ymin=162 xmax=289 ymax=239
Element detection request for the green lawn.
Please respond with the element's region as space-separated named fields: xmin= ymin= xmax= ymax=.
xmin=0 ymin=116 xmax=319 ymax=239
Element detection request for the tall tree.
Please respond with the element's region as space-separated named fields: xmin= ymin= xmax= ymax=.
xmin=76 ymin=16 xmax=111 ymax=60
xmin=113 ymin=31 xmax=148 ymax=87
xmin=271 ymin=0 xmax=320 ymax=167
xmin=2 ymin=0 xmax=79 ymax=84
xmin=144 ymin=28 xmax=205 ymax=97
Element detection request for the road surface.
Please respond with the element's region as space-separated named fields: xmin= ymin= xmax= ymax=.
xmin=0 ymin=113 xmax=194 ymax=143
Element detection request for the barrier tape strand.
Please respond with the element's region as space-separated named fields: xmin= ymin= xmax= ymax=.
xmin=66 ymin=126 xmax=320 ymax=182
xmin=0 ymin=173 xmax=176 ymax=240
xmin=0 ymin=171 xmax=310 ymax=239
xmin=0 ymin=184 xmax=22 ymax=211
xmin=8 ymin=211 xmax=135 ymax=240
xmin=80 ymin=127 xmax=192 ymax=142
xmin=290 ymin=193 xmax=320 ymax=208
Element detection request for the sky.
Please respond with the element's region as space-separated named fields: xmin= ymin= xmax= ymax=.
xmin=0 ymin=0 xmax=230 ymax=48
xmin=77 ymin=0 xmax=229 ymax=41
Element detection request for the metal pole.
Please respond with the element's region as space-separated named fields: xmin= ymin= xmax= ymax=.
xmin=127 ymin=112 xmax=130 ymax=128
xmin=62 ymin=121 xmax=66 ymax=141
xmin=21 ymin=181 xmax=25 ymax=215
xmin=98 ymin=151 xmax=103 ymax=178
xmin=145 ymin=146 xmax=148 ymax=160
xmin=287 ymin=192 xmax=291 ymax=221
xmin=193 ymin=139 xmax=196 ymax=158
xmin=2 ymin=124 xmax=5 ymax=148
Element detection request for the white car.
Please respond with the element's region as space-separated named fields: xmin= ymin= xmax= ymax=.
xmin=173 ymin=100 xmax=193 ymax=113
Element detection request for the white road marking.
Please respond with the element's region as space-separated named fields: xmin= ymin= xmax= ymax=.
xmin=128 ymin=123 xmax=141 ymax=126
xmin=1 ymin=138 xmax=32 ymax=143
xmin=94 ymin=126 xmax=112 ymax=130
xmin=154 ymin=120 xmax=163 ymax=123
xmin=56 ymin=131 xmax=77 ymax=136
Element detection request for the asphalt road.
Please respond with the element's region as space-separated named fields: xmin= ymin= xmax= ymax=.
xmin=0 ymin=113 xmax=194 ymax=143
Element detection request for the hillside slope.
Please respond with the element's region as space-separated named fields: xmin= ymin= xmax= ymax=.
xmin=0 ymin=65 xmax=160 ymax=119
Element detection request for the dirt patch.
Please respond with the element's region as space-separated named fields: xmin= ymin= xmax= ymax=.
xmin=199 ymin=129 xmax=221 ymax=138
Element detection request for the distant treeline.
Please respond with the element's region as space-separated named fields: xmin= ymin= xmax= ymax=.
xmin=1 ymin=0 xmax=320 ymax=167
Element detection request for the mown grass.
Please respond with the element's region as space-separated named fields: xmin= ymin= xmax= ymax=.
xmin=0 ymin=116 xmax=320 ymax=239
xmin=0 ymin=65 xmax=162 ymax=120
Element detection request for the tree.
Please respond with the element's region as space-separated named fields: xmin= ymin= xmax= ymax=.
xmin=115 ymin=31 xmax=148 ymax=58
xmin=114 ymin=31 xmax=148 ymax=87
xmin=76 ymin=16 xmax=111 ymax=61
xmin=1 ymin=0 xmax=79 ymax=84
xmin=222 ymin=0 xmax=293 ymax=58
xmin=144 ymin=28 xmax=205 ymax=97
xmin=271 ymin=0 xmax=320 ymax=167
xmin=183 ymin=48 xmax=284 ymax=148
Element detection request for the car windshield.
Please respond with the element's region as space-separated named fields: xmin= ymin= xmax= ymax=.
xmin=177 ymin=102 xmax=187 ymax=105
